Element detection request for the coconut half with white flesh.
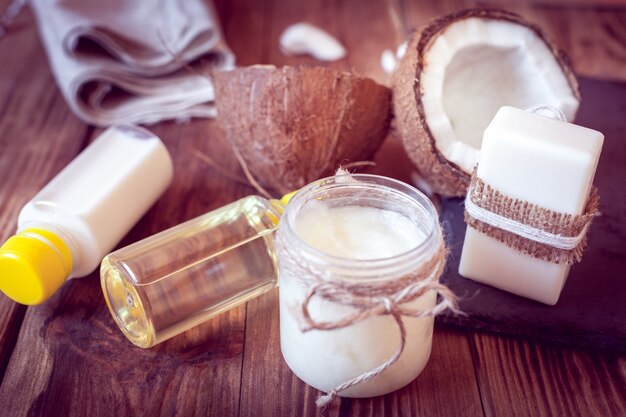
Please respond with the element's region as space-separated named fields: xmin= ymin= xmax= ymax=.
xmin=393 ymin=9 xmax=581 ymax=197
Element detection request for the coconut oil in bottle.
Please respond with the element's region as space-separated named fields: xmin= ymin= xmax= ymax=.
xmin=101 ymin=195 xmax=283 ymax=348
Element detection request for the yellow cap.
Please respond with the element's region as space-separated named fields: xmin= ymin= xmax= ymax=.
xmin=0 ymin=228 xmax=72 ymax=305
xmin=268 ymin=191 xmax=298 ymax=225
xmin=280 ymin=191 xmax=297 ymax=205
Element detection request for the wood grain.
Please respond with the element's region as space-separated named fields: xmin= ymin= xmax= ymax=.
xmin=0 ymin=9 xmax=256 ymax=412
xmin=330 ymin=327 xmax=484 ymax=417
xmin=400 ymin=0 xmax=626 ymax=81
xmin=483 ymin=3 xmax=626 ymax=81
xmin=0 ymin=0 xmax=624 ymax=416
xmin=234 ymin=0 xmax=482 ymax=415
xmin=238 ymin=289 xmax=321 ymax=417
xmin=241 ymin=293 xmax=484 ymax=417
xmin=214 ymin=0 xmax=272 ymax=66
xmin=0 ymin=3 xmax=89 ymax=382
xmin=470 ymin=333 xmax=626 ymax=416
xmin=0 ymin=1 xmax=266 ymax=416
xmin=0 ymin=120 xmax=253 ymax=417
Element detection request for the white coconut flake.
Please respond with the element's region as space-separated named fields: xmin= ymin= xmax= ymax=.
xmin=396 ymin=41 xmax=408 ymax=59
xmin=381 ymin=41 xmax=408 ymax=74
xmin=279 ymin=23 xmax=346 ymax=62
xmin=381 ymin=49 xmax=397 ymax=74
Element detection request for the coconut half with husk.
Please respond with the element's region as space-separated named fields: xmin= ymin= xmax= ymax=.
xmin=214 ymin=65 xmax=391 ymax=195
xmin=393 ymin=9 xmax=581 ymax=197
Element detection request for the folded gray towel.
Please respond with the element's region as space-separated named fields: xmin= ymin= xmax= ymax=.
xmin=30 ymin=0 xmax=235 ymax=126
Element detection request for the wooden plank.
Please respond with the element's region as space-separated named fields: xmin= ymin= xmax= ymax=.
xmin=476 ymin=2 xmax=626 ymax=82
xmin=485 ymin=0 xmax=626 ymax=9
xmin=332 ymin=326 xmax=483 ymax=417
xmin=399 ymin=0 xmax=474 ymax=32
xmin=400 ymin=0 xmax=626 ymax=81
xmin=241 ymin=292 xmax=484 ymax=417
xmin=0 ymin=298 xmax=24 ymax=383
xmin=0 ymin=121 xmax=252 ymax=417
xmin=0 ymin=3 xmax=89 ymax=383
xmin=236 ymin=0 xmax=483 ymax=415
xmin=214 ymin=0 xmax=273 ymax=66
xmin=0 ymin=0 xmax=623 ymax=416
xmin=238 ymin=289 xmax=321 ymax=417
xmin=0 ymin=3 xmax=264 ymax=415
xmin=235 ymin=2 xmax=336 ymax=416
xmin=321 ymin=0 xmax=399 ymax=86
xmin=471 ymin=333 xmax=626 ymax=416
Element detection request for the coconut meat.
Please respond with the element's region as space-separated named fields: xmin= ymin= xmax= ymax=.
xmin=420 ymin=17 xmax=580 ymax=174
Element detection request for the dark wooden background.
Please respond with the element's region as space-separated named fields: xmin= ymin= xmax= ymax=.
xmin=0 ymin=0 xmax=625 ymax=416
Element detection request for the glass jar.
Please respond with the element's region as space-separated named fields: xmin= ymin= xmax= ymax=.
xmin=276 ymin=174 xmax=443 ymax=398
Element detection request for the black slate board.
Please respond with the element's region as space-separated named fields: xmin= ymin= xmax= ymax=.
xmin=437 ymin=77 xmax=626 ymax=353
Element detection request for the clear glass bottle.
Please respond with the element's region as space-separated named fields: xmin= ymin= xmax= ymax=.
xmin=100 ymin=195 xmax=285 ymax=348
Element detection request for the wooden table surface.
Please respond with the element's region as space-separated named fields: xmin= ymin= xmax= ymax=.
xmin=0 ymin=0 xmax=625 ymax=416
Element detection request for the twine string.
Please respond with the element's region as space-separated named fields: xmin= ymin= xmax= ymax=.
xmin=315 ymin=309 xmax=406 ymax=407
xmin=464 ymin=167 xmax=599 ymax=264
xmin=464 ymin=188 xmax=588 ymax=250
xmin=299 ymin=273 xmax=458 ymax=332
xmin=526 ymin=104 xmax=567 ymax=122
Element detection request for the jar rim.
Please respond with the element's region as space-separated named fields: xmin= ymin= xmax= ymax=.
xmin=278 ymin=174 xmax=441 ymax=279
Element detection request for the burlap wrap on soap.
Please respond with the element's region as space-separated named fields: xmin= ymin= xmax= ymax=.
xmin=464 ymin=169 xmax=599 ymax=265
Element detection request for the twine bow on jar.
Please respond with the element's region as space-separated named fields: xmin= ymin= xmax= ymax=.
xmin=274 ymin=233 xmax=461 ymax=407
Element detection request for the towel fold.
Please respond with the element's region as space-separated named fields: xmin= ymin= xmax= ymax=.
xmin=30 ymin=0 xmax=235 ymax=126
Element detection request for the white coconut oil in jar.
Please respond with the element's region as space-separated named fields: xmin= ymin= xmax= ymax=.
xmin=276 ymin=175 xmax=448 ymax=400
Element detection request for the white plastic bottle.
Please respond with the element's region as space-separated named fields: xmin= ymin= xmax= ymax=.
xmin=0 ymin=125 xmax=173 ymax=305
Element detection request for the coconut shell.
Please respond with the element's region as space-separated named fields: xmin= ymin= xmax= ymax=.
xmin=214 ymin=66 xmax=391 ymax=195
xmin=392 ymin=9 xmax=581 ymax=198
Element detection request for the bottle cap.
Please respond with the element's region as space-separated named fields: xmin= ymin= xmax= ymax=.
xmin=0 ymin=228 xmax=72 ymax=305
xmin=280 ymin=191 xmax=298 ymax=205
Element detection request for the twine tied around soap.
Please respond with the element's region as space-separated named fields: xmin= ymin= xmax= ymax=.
xmin=464 ymin=168 xmax=600 ymax=264
xmin=274 ymin=230 xmax=460 ymax=408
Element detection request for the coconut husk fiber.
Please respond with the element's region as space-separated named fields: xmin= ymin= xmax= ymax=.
xmin=214 ymin=66 xmax=392 ymax=196
xmin=464 ymin=170 xmax=600 ymax=265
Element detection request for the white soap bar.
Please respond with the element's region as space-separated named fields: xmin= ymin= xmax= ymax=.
xmin=459 ymin=106 xmax=603 ymax=305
